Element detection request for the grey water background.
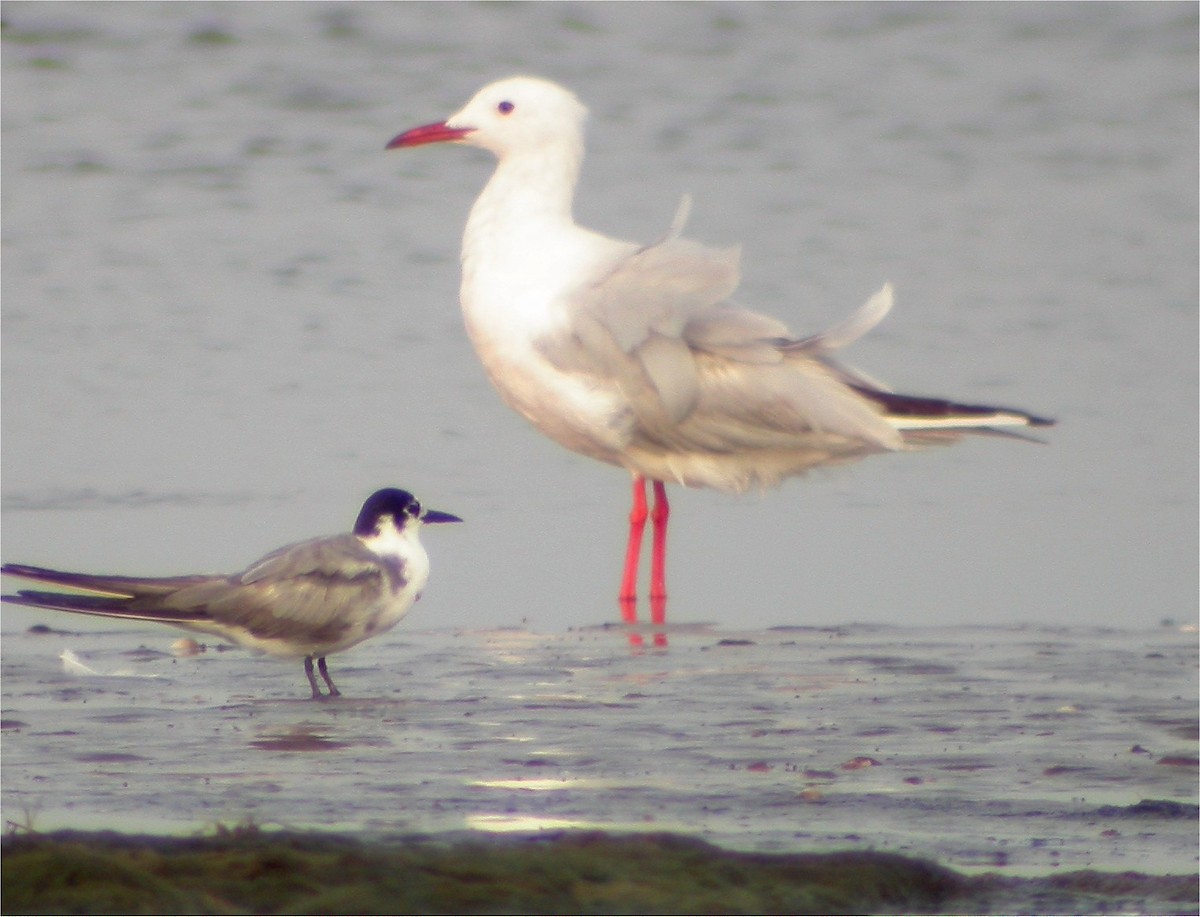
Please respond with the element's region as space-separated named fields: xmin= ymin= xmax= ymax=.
xmin=2 ymin=1 xmax=1197 ymax=878
xmin=2 ymin=2 xmax=1196 ymax=632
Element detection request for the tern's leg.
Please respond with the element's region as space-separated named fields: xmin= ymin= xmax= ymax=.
xmin=619 ymin=476 xmax=649 ymax=617
xmin=649 ymin=480 xmax=669 ymax=628
xmin=317 ymin=657 xmax=341 ymax=697
xmin=304 ymin=656 xmax=322 ymax=699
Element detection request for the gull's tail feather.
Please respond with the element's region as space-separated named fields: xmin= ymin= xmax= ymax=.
xmin=788 ymin=283 xmax=895 ymax=355
xmin=856 ymin=386 xmax=1055 ymax=432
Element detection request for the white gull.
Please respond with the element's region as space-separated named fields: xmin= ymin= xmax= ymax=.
xmin=386 ymin=76 xmax=1052 ymax=620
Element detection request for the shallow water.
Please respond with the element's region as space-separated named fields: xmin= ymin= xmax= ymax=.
xmin=3 ymin=619 xmax=1196 ymax=876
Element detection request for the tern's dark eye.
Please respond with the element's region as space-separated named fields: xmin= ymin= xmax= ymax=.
xmin=497 ymin=100 xmax=515 ymax=115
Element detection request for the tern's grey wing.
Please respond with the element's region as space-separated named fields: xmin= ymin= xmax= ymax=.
xmin=235 ymin=534 xmax=386 ymax=587
xmin=2 ymin=538 xmax=397 ymax=652
xmin=160 ymin=535 xmax=393 ymax=644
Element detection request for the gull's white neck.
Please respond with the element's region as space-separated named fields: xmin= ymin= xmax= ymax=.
xmin=463 ymin=139 xmax=584 ymax=256
xmin=457 ymin=121 xmax=635 ymax=359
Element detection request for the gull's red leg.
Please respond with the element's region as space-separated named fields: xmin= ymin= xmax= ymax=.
xmin=649 ymin=480 xmax=669 ymax=627
xmin=619 ymin=475 xmax=648 ymax=621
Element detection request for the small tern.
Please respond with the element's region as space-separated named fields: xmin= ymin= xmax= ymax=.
xmin=2 ymin=488 xmax=461 ymax=698
xmin=386 ymin=76 xmax=1053 ymax=623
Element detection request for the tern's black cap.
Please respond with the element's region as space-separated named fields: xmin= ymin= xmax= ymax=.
xmin=354 ymin=488 xmax=462 ymax=535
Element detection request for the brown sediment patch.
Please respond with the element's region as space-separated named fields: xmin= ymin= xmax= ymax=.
xmin=1156 ymin=755 xmax=1199 ymax=768
xmin=248 ymin=735 xmax=351 ymax=752
xmin=840 ymin=755 xmax=882 ymax=770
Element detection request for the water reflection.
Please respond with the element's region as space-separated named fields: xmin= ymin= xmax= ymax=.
xmin=618 ymin=611 xmax=669 ymax=651
xmin=249 ymin=725 xmax=351 ymax=753
xmin=3 ymin=621 xmax=1196 ymax=872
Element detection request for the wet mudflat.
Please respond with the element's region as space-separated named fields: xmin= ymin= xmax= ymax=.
xmin=2 ymin=622 xmax=1196 ymax=912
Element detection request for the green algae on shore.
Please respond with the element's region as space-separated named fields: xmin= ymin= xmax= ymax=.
xmin=3 ymin=829 xmax=1196 ymax=915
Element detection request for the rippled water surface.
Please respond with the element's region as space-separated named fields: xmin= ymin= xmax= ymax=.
xmin=3 ymin=622 xmax=1197 ymax=876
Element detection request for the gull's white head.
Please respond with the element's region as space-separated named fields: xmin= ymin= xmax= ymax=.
xmin=387 ymin=76 xmax=588 ymax=159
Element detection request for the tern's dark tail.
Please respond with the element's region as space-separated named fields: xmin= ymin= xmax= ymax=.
xmin=1 ymin=563 xmax=211 ymax=623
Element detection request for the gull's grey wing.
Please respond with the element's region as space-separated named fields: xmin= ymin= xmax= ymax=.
xmin=785 ymin=283 xmax=894 ymax=356
xmin=782 ymin=283 xmax=896 ymax=392
xmin=580 ymin=236 xmax=741 ymax=350
xmin=539 ymin=199 xmax=903 ymax=443
xmin=581 ymin=193 xmax=739 ymax=351
xmin=542 ymin=200 xmax=743 ymax=424
xmin=682 ymin=306 xmax=792 ymax=364
xmin=633 ymin=286 xmax=910 ymax=463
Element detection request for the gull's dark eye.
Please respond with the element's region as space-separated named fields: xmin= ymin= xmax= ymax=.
xmin=497 ymin=100 xmax=515 ymax=115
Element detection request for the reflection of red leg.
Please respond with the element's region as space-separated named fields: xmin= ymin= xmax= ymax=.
xmin=619 ymin=476 xmax=648 ymax=621
xmin=649 ymin=481 xmax=669 ymax=626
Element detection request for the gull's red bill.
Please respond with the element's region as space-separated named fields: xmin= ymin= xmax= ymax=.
xmin=385 ymin=121 xmax=473 ymax=150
